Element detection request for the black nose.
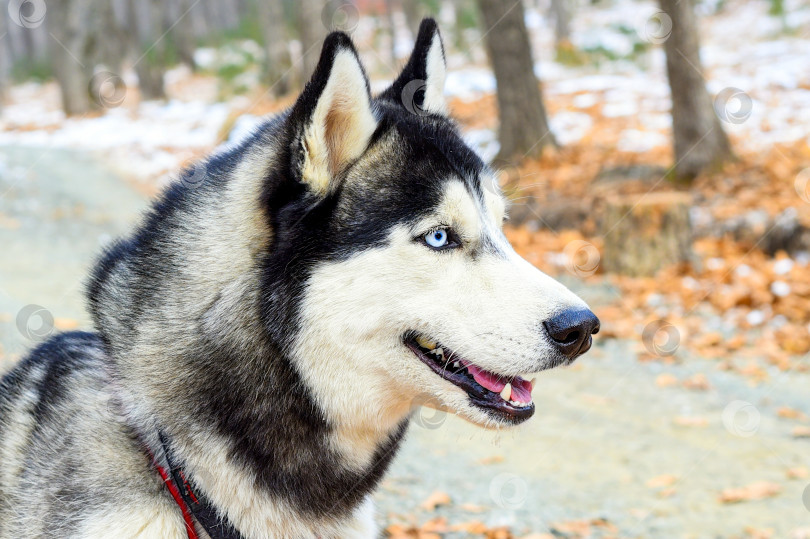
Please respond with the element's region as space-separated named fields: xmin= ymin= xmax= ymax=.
xmin=544 ymin=309 xmax=600 ymax=359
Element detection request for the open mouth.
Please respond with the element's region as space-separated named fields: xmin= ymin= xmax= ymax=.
xmin=404 ymin=333 xmax=536 ymax=423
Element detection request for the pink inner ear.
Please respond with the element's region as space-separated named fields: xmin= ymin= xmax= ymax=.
xmin=324 ymin=107 xmax=349 ymax=176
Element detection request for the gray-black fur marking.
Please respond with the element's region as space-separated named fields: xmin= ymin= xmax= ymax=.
xmin=2 ymin=20 xmax=497 ymax=533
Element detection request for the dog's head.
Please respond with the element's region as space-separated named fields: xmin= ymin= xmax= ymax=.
xmin=266 ymin=20 xmax=598 ymax=429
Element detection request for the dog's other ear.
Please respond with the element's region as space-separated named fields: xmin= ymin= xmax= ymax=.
xmin=379 ymin=18 xmax=447 ymax=115
xmin=288 ymin=32 xmax=377 ymax=196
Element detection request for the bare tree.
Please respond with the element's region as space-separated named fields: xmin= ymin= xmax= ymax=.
xmin=128 ymin=0 xmax=167 ymax=100
xmin=296 ymin=0 xmax=327 ymax=82
xmin=47 ymin=0 xmax=97 ymax=114
xmin=258 ymin=0 xmax=294 ymax=96
xmin=172 ymin=0 xmax=198 ymax=70
xmin=0 ymin=11 xmax=9 ymax=105
xmin=477 ymin=0 xmax=556 ymax=160
xmin=401 ymin=0 xmax=423 ymax=39
xmin=383 ymin=0 xmax=399 ymax=64
xmin=550 ymin=0 xmax=572 ymax=48
xmin=94 ymin=1 xmax=128 ymax=74
xmin=659 ymin=0 xmax=732 ymax=180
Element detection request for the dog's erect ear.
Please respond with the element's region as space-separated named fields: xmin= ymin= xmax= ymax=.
xmin=288 ymin=32 xmax=377 ymax=195
xmin=379 ymin=18 xmax=447 ymax=115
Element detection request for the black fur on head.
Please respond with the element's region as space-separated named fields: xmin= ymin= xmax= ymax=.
xmin=260 ymin=20 xmax=485 ymax=346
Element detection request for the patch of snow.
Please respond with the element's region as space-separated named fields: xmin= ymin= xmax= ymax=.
xmin=616 ymin=129 xmax=668 ymax=152
xmin=602 ymin=101 xmax=639 ymax=118
xmin=463 ymin=129 xmax=498 ymax=163
xmin=772 ymin=258 xmax=794 ymax=275
xmin=550 ymin=111 xmax=592 ymax=145
xmin=746 ymin=310 xmax=765 ymax=326
xmin=194 ymin=48 xmax=217 ymax=69
xmin=218 ymin=114 xmax=264 ymax=152
xmin=735 ymin=264 xmax=752 ymax=277
xmin=445 ymin=68 xmax=496 ymax=99
xmin=572 ymin=93 xmax=598 ymax=108
xmin=770 ymin=281 xmax=791 ymax=297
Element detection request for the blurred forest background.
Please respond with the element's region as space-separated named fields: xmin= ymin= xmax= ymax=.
xmin=1 ymin=0 xmax=810 ymax=537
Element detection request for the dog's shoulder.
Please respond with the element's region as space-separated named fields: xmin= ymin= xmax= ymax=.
xmin=0 ymin=332 xmax=184 ymax=537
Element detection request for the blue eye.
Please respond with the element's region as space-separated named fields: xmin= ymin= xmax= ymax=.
xmin=425 ymin=229 xmax=449 ymax=249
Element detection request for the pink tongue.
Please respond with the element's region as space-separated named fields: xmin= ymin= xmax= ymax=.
xmin=511 ymin=378 xmax=533 ymax=402
xmin=463 ymin=361 xmax=506 ymax=392
xmin=462 ymin=361 xmax=533 ymax=402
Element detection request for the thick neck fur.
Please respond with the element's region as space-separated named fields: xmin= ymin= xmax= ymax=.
xmin=87 ymin=120 xmax=409 ymax=537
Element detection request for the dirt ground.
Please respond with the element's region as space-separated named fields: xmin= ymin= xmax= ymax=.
xmin=0 ymin=146 xmax=808 ymax=538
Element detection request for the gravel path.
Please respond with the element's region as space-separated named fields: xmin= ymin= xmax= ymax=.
xmin=375 ymin=337 xmax=810 ymax=537
xmin=1 ymin=147 xmax=808 ymax=538
xmin=0 ymin=146 xmax=148 ymax=368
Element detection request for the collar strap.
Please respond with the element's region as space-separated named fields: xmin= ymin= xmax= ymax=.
xmin=155 ymin=431 xmax=245 ymax=539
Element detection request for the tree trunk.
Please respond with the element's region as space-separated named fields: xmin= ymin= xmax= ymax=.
xmin=401 ymin=0 xmax=423 ymax=39
xmin=659 ymin=0 xmax=732 ymax=181
xmin=600 ymin=192 xmax=693 ymax=277
xmin=296 ymin=0 xmax=327 ymax=83
xmin=130 ymin=0 xmax=167 ymax=100
xmin=384 ymin=0 xmax=398 ymax=64
xmin=47 ymin=0 xmax=97 ymax=115
xmin=550 ymin=0 xmax=571 ymax=46
xmin=477 ymin=0 xmax=556 ymax=160
xmin=172 ymin=0 xmax=198 ymax=70
xmin=93 ymin=0 xmax=128 ymax=73
xmin=0 ymin=8 xmax=8 ymax=105
xmin=258 ymin=0 xmax=294 ymax=96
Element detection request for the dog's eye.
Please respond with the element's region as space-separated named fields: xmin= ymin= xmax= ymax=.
xmin=423 ymin=228 xmax=458 ymax=250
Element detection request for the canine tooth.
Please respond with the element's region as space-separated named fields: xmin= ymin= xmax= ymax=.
xmin=416 ymin=336 xmax=437 ymax=350
xmin=436 ymin=347 xmax=444 ymax=358
xmin=530 ymin=378 xmax=537 ymax=390
xmin=453 ymin=361 xmax=461 ymax=368
xmin=500 ymin=383 xmax=512 ymax=401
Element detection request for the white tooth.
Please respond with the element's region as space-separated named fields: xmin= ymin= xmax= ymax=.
xmin=436 ymin=347 xmax=444 ymax=358
xmin=530 ymin=378 xmax=537 ymax=390
xmin=500 ymin=383 xmax=512 ymax=401
xmin=416 ymin=336 xmax=437 ymax=350
xmin=453 ymin=361 xmax=461 ymax=368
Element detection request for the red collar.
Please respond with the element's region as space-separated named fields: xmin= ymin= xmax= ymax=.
xmin=154 ymin=460 xmax=200 ymax=539
xmin=151 ymin=431 xmax=245 ymax=539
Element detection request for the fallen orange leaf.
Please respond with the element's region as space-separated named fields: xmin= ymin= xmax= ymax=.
xmin=419 ymin=491 xmax=451 ymax=512
xmin=719 ymin=481 xmax=782 ymax=503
